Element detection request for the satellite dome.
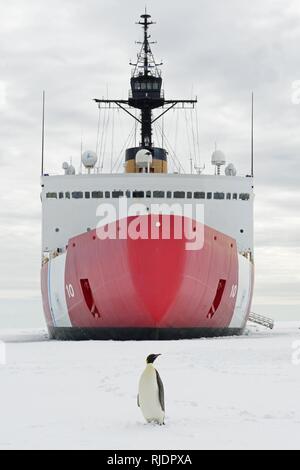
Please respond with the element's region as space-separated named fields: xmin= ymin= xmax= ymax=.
xmin=212 ymin=149 xmax=226 ymax=175
xmin=211 ymin=150 xmax=226 ymax=166
xmin=62 ymin=162 xmax=69 ymax=170
xmin=135 ymin=149 xmax=152 ymax=168
xmin=81 ymin=150 xmax=98 ymax=169
xmin=225 ymin=163 xmax=237 ymax=176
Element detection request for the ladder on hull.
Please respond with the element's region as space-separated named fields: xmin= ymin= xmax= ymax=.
xmin=248 ymin=312 xmax=274 ymax=330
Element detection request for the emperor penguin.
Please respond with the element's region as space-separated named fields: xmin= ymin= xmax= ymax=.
xmin=138 ymin=354 xmax=165 ymax=425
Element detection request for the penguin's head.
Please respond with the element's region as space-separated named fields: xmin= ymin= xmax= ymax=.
xmin=146 ymin=353 xmax=161 ymax=364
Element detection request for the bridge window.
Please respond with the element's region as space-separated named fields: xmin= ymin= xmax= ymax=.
xmin=187 ymin=192 xmax=192 ymax=199
xmin=85 ymin=192 xmax=90 ymax=199
xmin=59 ymin=192 xmax=64 ymax=199
xmin=214 ymin=192 xmax=225 ymax=200
xmin=174 ymin=191 xmax=185 ymax=198
xmin=233 ymin=193 xmax=238 ymax=200
xmin=132 ymin=191 xmax=144 ymax=198
xmin=104 ymin=191 xmax=110 ymax=198
xmin=141 ymin=83 xmax=146 ymax=90
xmin=146 ymin=190 xmax=151 ymax=198
xmin=153 ymin=82 xmax=159 ymax=90
xmin=65 ymin=192 xmax=70 ymax=199
xmin=72 ymin=192 xmax=83 ymax=199
xmin=207 ymin=192 xmax=212 ymax=200
xmin=126 ymin=190 xmax=131 ymax=198
xmin=112 ymin=190 xmax=124 ymax=198
xmin=46 ymin=192 xmax=57 ymax=199
xmin=153 ymin=191 xmax=165 ymax=198
xmin=92 ymin=191 xmax=103 ymax=198
xmin=167 ymin=191 xmax=172 ymax=198
xmin=135 ymin=82 xmax=141 ymax=90
xmin=194 ymin=192 xmax=205 ymax=199
xmin=226 ymin=193 xmax=231 ymax=200
xmin=239 ymin=193 xmax=250 ymax=200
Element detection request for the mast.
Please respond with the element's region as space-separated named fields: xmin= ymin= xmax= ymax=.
xmin=41 ymin=90 xmax=45 ymax=176
xmin=94 ymin=11 xmax=197 ymax=163
xmin=130 ymin=11 xmax=163 ymax=148
xmin=251 ymin=92 xmax=254 ymax=177
xmin=141 ymin=13 xmax=151 ymax=76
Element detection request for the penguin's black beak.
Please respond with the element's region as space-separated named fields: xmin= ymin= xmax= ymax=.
xmin=153 ymin=354 xmax=162 ymax=362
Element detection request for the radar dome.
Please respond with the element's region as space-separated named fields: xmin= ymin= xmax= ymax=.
xmin=135 ymin=149 xmax=152 ymax=168
xmin=225 ymin=163 xmax=237 ymax=176
xmin=81 ymin=150 xmax=98 ymax=169
xmin=212 ymin=149 xmax=226 ymax=175
xmin=211 ymin=150 xmax=226 ymax=166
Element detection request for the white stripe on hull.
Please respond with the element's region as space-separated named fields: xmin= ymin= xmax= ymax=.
xmin=229 ymin=254 xmax=253 ymax=328
xmin=48 ymin=254 xmax=72 ymax=327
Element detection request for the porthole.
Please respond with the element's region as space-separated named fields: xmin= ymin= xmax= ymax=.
xmin=174 ymin=191 xmax=185 ymax=199
xmin=132 ymin=191 xmax=144 ymax=198
xmin=112 ymin=191 xmax=124 ymax=198
xmin=153 ymin=191 xmax=165 ymax=198
xmin=194 ymin=192 xmax=205 ymax=199
xmin=72 ymin=192 xmax=83 ymax=199
xmin=92 ymin=191 xmax=103 ymax=199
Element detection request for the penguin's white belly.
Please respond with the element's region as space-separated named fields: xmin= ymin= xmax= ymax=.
xmin=139 ymin=368 xmax=164 ymax=424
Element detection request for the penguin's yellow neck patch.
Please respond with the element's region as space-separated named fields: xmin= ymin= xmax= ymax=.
xmin=146 ymin=363 xmax=155 ymax=369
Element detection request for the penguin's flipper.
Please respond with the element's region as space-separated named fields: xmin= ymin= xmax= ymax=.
xmin=137 ymin=394 xmax=140 ymax=407
xmin=155 ymin=370 xmax=165 ymax=412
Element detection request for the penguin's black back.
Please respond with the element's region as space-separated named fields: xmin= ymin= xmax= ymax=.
xmin=155 ymin=369 xmax=165 ymax=412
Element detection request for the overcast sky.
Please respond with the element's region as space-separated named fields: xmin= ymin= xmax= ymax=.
xmin=0 ymin=0 xmax=300 ymax=325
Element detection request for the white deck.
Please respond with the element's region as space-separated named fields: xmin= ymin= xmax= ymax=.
xmin=41 ymin=173 xmax=254 ymax=255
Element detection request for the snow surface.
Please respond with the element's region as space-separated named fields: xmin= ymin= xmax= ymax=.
xmin=0 ymin=322 xmax=299 ymax=450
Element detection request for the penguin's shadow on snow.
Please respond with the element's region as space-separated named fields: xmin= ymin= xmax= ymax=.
xmin=132 ymin=420 xmax=169 ymax=429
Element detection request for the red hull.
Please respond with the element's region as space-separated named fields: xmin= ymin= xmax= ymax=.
xmin=41 ymin=215 xmax=245 ymax=339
